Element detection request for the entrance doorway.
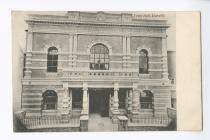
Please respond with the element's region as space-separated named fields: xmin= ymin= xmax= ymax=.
xmin=89 ymin=89 xmax=110 ymax=117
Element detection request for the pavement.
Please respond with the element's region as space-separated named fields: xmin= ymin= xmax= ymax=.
xmin=88 ymin=114 xmax=116 ymax=132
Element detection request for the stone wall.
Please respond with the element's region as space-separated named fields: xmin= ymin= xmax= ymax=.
xmin=21 ymin=12 xmax=173 ymax=120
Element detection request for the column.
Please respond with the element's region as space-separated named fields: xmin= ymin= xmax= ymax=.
xmin=113 ymin=83 xmax=119 ymax=114
xmin=112 ymin=83 xmax=120 ymax=123
xmin=81 ymin=83 xmax=88 ymax=116
xmin=127 ymin=89 xmax=132 ymax=114
xmin=69 ymin=89 xmax=72 ymax=116
xmin=162 ymin=36 xmax=169 ymax=79
xmin=132 ymin=90 xmax=140 ymax=113
xmin=61 ymin=83 xmax=71 ymax=115
xmin=87 ymin=91 xmax=89 ymax=114
xmin=24 ymin=31 xmax=33 ymax=78
xmin=131 ymin=83 xmax=139 ymax=121
xmin=109 ymin=93 xmax=113 ymax=117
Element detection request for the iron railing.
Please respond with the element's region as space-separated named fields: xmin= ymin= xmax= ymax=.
xmin=16 ymin=113 xmax=80 ymax=129
xmin=128 ymin=116 xmax=172 ymax=127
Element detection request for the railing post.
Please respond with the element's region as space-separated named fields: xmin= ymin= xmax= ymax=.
xmin=131 ymin=83 xmax=140 ymax=122
xmin=81 ymin=83 xmax=89 ymax=116
xmin=80 ymin=116 xmax=89 ymax=131
xmin=127 ymin=89 xmax=132 ymax=116
xmin=117 ymin=116 xmax=128 ymax=131
xmin=112 ymin=82 xmax=120 ymax=123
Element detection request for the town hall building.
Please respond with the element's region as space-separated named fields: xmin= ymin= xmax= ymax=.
xmin=16 ymin=11 xmax=176 ymax=131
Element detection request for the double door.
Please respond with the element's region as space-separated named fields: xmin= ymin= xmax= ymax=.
xmin=89 ymin=89 xmax=109 ymax=117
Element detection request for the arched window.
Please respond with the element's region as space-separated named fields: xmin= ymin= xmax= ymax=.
xmin=139 ymin=49 xmax=149 ymax=74
xmin=140 ymin=90 xmax=153 ymax=109
xmin=47 ymin=47 xmax=58 ymax=72
xmin=42 ymin=90 xmax=58 ymax=110
xmin=90 ymin=44 xmax=109 ymax=70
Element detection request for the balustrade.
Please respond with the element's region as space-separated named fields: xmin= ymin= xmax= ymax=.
xmin=128 ymin=116 xmax=172 ymax=127
xmin=62 ymin=70 xmax=139 ymax=78
xmin=18 ymin=115 xmax=80 ymax=129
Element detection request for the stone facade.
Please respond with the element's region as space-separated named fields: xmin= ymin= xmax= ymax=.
xmin=21 ymin=11 xmax=175 ymax=124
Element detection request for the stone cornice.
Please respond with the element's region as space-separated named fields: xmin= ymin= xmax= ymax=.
xmin=22 ymin=78 xmax=172 ymax=88
xmin=26 ymin=12 xmax=170 ymax=28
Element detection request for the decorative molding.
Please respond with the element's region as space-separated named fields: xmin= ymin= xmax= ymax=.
xmin=141 ymin=86 xmax=150 ymax=91
xmin=31 ymin=28 xmax=166 ymax=38
xmin=22 ymin=79 xmax=172 ymax=88
xmin=30 ymin=51 xmax=163 ymax=58
xmin=30 ymin=58 xmax=165 ymax=64
xmin=26 ymin=13 xmax=169 ymax=28
xmin=139 ymin=74 xmax=151 ymax=79
xmin=43 ymin=42 xmax=61 ymax=52
xmin=96 ymin=11 xmax=106 ymax=21
xmin=83 ymin=82 xmax=88 ymax=91
xmin=45 ymin=73 xmax=58 ymax=77
xmin=130 ymin=53 xmax=162 ymax=57
xmin=136 ymin=46 xmax=152 ymax=56
xmin=132 ymin=83 xmax=138 ymax=90
xmin=41 ymin=88 xmax=58 ymax=93
xmin=87 ymin=40 xmax=113 ymax=55
xmin=114 ymin=82 xmax=119 ymax=91
xmin=63 ymin=83 xmax=69 ymax=88
xmin=149 ymin=69 xmax=165 ymax=72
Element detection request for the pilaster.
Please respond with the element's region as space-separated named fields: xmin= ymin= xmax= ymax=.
xmin=162 ymin=36 xmax=169 ymax=79
xmin=126 ymin=36 xmax=131 ymax=68
xmin=112 ymin=82 xmax=120 ymax=123
xmin=127 ymin=89 xmax=132 ymax=114
xmin=109 ymin=93 xmax=113 ymax=117
xmin=61 ymin=83 xmax=71 ymax=115
xmin=68 ymin=34 xmax=74 ymax=67
xmin=113 ymin=83 xmax=119 ymax=113
xmin=72 ymin=34 xmax=78 ymax=68
xmin=24 ymin=31 xmax=33 ymax=78
xmin=69 ymin=89 xmax=72 ymax=115
xmin=126 ymin=36 xmax=131 ymax=55
xmin=122 ymin=36 xmax=131 ymax=69
xmin=122 ymin=36 xmax=127 ymax=69
xmin=131 ymin=83 xmax=140 ymax=121
xmin=81 ymin=83 xmax=88 ymax=116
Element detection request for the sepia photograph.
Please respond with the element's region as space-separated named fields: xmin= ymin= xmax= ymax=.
xmin=12 ymin=11 xmax=177 ymax=132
